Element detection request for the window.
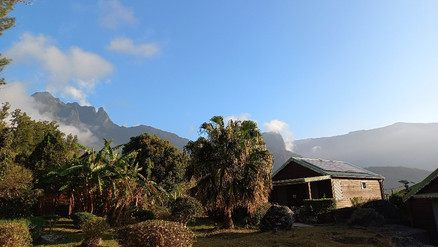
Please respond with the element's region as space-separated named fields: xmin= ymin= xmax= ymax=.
xmin=361 ymin=182 xmax=367 ymax=189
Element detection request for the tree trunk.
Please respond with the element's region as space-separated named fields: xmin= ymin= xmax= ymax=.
xmin=223 ymin=207 xmax=234 ymax=229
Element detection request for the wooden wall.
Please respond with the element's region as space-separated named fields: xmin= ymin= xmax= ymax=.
xmin=273 ymin=161 xmax=321 ymax=181
xmin=333 ymin=178 xmax=382 ymax=208
xmin=406 ymin=198 xmax=438 ymax=245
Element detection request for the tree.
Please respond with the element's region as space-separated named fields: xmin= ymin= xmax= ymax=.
xmin=185 ymin=116 xmax=273 ymax=229
xmin=0 ymin=0 xmax=15 ymax=86
xmin=45 ymin=139 xmax=162 ymax=226
xmin=0 ymin=0 xmax=34 ymax=85
xmin=122 ymin=133 xmax=189 ymax=199
xmin=27 ymin=131 xmax=78 ymax=179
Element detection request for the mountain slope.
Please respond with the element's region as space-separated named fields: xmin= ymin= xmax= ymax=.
xmin=293 ymin=122 xmax=438 ymax=171
xmin=365 ymin=166 xmax=431 ymax=193
xmin=32 ymin=92 xmax=190 ymax=150
xmin=262 ymin=132 xmax=301 ymax=172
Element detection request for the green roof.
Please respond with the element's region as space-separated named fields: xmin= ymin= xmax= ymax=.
xmin=403 ymin=168 xmax=438 ymax=202
xmin=273 ymin=157 xmax=384 ymax=179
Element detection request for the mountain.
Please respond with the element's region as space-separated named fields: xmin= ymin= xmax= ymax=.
xmin=293 ymin=122 xmax=438 ymax=171
xmin=365 ymin=166 xmax=431 ymax=193
xmin=31 ymin=92 xmax=437 ymax=181
xmin=32 ymin=92 xmax=190 ymax=150
xmin=262 ymin=132 xmax=301 ymax=172
xmin=31 ymin=92 xmax=300 ymax=167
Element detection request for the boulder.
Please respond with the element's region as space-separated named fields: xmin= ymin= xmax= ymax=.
xmin=259 ymin=204 xmax=294 ymax=231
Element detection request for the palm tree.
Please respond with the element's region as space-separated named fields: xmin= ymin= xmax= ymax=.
xmin=185 ymin=116 xmax=273 ymax=228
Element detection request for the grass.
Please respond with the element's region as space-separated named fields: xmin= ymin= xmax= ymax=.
xmin=33 ymin=217 xmax=395 ymax=247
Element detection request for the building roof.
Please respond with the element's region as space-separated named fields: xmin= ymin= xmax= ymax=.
xmin=403 ymin=168 xmax=438 ymax=202
xmin=273 ymin=157 xmax=384 ymax=180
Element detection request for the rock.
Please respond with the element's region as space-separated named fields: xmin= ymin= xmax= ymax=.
xmin=391 ymin=236 xmax=427 ymax=247
xmin=259 ymin=204 xmax=294 ymax=231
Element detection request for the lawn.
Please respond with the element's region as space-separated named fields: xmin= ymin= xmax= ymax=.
xmin=34 ymin=217 xmax=395 ymax=247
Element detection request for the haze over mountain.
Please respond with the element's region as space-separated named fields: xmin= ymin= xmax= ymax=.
xmin=262 ymin=132 xmax=301 ymax=171
xmin=365 ymin=166 xmax=431 ymax=193
xmin=293 ymin=123 xmax=438 ymax=171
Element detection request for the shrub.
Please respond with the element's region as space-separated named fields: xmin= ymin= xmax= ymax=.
xmin=0 ymin=165 xmax=42 ymax=219
xmin=303 ymin=198 xmax=337 ymax=223
xmin=24 ymin=216 xmax=45 ymax=241
xmin=152 ymin=206 xmax=171 ymax=220
xmin=388 ymin=190 xmax=407 ymax=214
xmin=350 ymin=197 xmax=366 ymax=207
xmin=80 ymin=217 xmax=109 ymax=247
xmin=243 ymin=202 xmax=271 ymax=227
xmin=171 ymin=196 xmax=203 ymax=226
xmin=347 ymin=208 xmax=384 ymax=227
xmin=0 ymin=219 xmax=32 ymax=247
xmin=133 ymin=210 xmax=155 ymax=222
xmin=117 ymin=220 xmax=196 ymax=247
xmin=72 ymin=212 xmax=96 ymax=229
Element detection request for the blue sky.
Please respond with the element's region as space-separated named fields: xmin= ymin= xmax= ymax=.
xmin=1 ymin=0 xmax=437 ymax=147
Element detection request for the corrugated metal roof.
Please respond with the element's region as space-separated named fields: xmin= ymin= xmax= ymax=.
xmin=273 ymin=157 xmax=384 ymax=179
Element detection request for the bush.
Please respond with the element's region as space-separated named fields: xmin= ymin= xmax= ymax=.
xmin=388 ymin=190 xmax=407 ymax=214
xmin=117 ymin=220 xmax=196 ymax=247
xmin=0 ymin=165 xmax=41 ymax=219
xmin=347 ymin=208 xmax=384 ymax=227
xmin=133 ymin=210 xmax=155 ymax=222
xmin=152 ymin=206 xmax=171 ymax=220
xmin=24 ymin=216 xmax=45 ymax=241
xmin=171 ymin=197 xmax=203 ymax=226
xmin=303 ymin=198 xmax=337 ymax=223
xmin=80 ymin=217 xmax=109 ymax=247
xmin=72 ymin=212 xmax=96 ymax=229
xmin=243 ymin=202 xmax=271 ymax=227
xmin=0 ymin=219 xmax=32 ymax=247
xmin=350 ymin=197 xmax=366 ymax=207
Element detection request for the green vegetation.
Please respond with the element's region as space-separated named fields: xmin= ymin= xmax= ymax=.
xmin=303 ymin=198 xmax=337 ymax=223
xmin=133 ymin=210 xmax=155 ymax=222
xmin=0 ymin=0 xmax=16 ymax=86
xmin=185 ymin=116 xmax=273 ymax=229
xmin=71 ymin=212 xmax=96 ymax=229
xmin=123 ymin=133 xmax=190 ymax=199
xmin=170 ymin=196 xmax=203 ymax=226
xmin=80 ymin=217 xmax=109 ymax=247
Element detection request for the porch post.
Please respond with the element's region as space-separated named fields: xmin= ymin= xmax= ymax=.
xmin=307 ymin=182 xmax=312 ymax=199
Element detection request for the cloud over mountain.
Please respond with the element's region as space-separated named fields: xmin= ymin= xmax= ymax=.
xmin=5 ymin=33 xmax=114 ymax=105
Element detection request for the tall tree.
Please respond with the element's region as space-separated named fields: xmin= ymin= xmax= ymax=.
xmin=122 ymin=133 xmax=189 ymax=199
xmin=185 ymin=116 xmax=273 ymax=229
xmin=0 ymin=0 xmax=15 ymax=86
xmin=0 ymin=0 xmax=34 ymax=85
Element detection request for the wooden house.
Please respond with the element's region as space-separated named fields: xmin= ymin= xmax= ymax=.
xmin=403 ymin=168 xmax=438 ymax=245
xmin=270 ymin=157 xmax=385 ymax=208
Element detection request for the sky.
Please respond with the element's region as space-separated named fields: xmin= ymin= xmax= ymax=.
xmin=1 ymin=0 xmax=438 ymax=149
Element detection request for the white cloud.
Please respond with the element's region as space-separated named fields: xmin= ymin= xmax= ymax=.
xmin=98 ymin=0 xmax=137 ymax=29
xmin=225 ymin=113 xmax=251 ymax=124
xmin=0 ymin=82 xmax=99 ymax=147
xmin=107 ymin=37 xmax=160 ymax=57
xmin=264 ymin=119 xmax=295 ymax=151
xmin=312 ymin=146 xmax=322 ymax=153
xmin=5 ymin=32 xmax=114 ymax=105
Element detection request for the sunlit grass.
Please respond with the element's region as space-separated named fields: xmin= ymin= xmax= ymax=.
xmin=33 ymin=217 xmax=395 ymax=247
